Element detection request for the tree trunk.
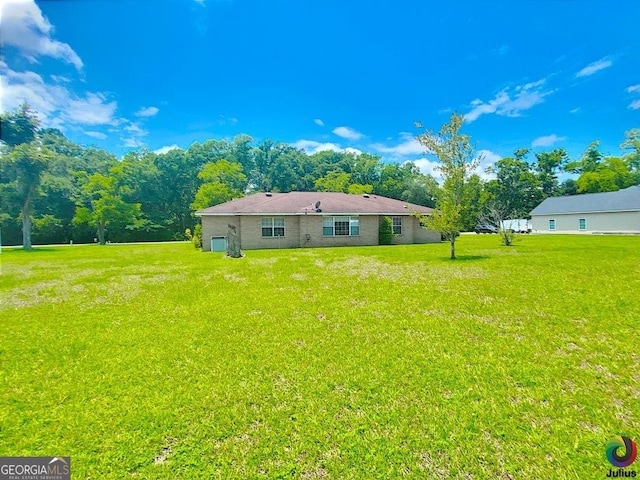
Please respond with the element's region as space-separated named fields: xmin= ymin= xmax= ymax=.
xmin=450 ymin=236 xmax=456 ymax=260
xmin=226 ymin=224 xmax=243 ymax=258
xmin=21 ymin=207 xmax=32 ymax=250
xmin=97 ymin=222 xmax=106 ymax=245
xmin=21 ymin=189 xmax=34 ymax=250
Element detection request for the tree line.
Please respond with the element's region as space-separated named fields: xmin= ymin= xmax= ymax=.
xmin=1 ymin=104 xmax=638 ymax=248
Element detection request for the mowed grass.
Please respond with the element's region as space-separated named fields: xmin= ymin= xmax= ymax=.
xmin=0 ymin=236 xmax=638 ymax=479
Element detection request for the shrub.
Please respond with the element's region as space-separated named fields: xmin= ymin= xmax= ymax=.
xmin=379 ymin=216 xmax=394 ymax=245
xmin=192 ymin=224 xmax=202 ymax=249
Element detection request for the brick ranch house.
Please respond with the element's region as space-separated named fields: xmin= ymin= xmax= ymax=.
xmin=195 ymin=191 xmax=441 ymax=251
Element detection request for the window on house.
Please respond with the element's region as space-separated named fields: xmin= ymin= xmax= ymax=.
xmin=579 ymin=218 xmax=586 ymax=230
xmin=323 ymin=216 xmax=359 ymax=236
xmin=262 ymin=217 xmax=285 ymax=237
xmin=392 ymin=217 xmax=402 ymax=235
xmin=549 ymin=219 xmax=556 ymax=231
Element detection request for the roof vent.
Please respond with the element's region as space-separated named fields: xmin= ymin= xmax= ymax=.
xmin=363 ymin=194 xmax=370 ymax=198
xmin=265 ymin=192 xmax=272 ymax=197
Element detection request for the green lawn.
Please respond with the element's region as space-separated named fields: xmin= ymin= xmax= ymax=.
xmin=1 ymin=236 xmax=638 ymax=479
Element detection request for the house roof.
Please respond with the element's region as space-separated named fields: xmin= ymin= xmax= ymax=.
xmin=196 ymin=191 xmax=433 ymax=216
xmin=529 ymin=185 xmax=640 ymax=216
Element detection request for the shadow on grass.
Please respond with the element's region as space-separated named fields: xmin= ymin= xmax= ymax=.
xmin=2 ymin=247 xmax=61 ymax=253
xmin=439 ymin=255 xmax=489 ymax=262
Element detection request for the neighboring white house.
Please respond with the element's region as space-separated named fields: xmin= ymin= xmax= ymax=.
xmin=529 ymin=186 xmax=640 ymax=234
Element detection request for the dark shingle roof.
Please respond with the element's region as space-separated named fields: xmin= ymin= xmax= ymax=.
xmin=530 ymin=186 xmax=640 ymax=215
xmin=196 ymin=192 xmax=433 ymax=216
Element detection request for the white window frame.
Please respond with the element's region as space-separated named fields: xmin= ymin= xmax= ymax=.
xmin=578 ymin=218 xmax=587 ymax=231
xmin=261 ymin=217 xmax=285 ymax=238
xmin=392 ymin=216 xmax=403 ymax=235
xmin=549 ymin=219 xmax=556 ymax=231
xmin=323 ymin=216 xmax=360 ymax=237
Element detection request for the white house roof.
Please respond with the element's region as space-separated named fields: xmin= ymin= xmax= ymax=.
xmin=196 ymin=191 xmax=433 ymax=216
xmin=529 ymin=185 xmax=640 ymax=215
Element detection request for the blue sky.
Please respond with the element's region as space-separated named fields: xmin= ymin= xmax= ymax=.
xmin=1 ymin=0 xmax=639 ymax=177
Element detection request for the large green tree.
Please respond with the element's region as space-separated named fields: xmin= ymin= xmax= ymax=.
xmin=191 ymin=160 xmax=247 ymax=211
xmin=485 ymin=149 xmax=542 ymax=218
xmin=566 ymin=141 xmax=639 ymax=193
xmin=1 ymin=143 xmax=52 ymax=249
xmin=416 ymin=113 xmax=478 ymax=259
xmin=73 ymin=173 xmax=142 ymax=245
xmin=534 ymin=148 xmax=568 ymax=197
xmin=0 ymin=103 xmax=39 ymax=148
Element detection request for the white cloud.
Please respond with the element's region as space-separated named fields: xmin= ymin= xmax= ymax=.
xmin=410 ymin=158 xmax=439 ymax=177
xmin=570 ymin=107 xmax=581 ymax=114
xmin=492 ymin=45 xmax=509 ymax=56
xmin=123 ymin=137 xmax=145 ymax=148
xmin=124 ymin=122 xmax=148 ymax=136
xmin=332 ymin=126 xmax=363 ymax=141
xmin=408 ymin=149 xmax=500 ymax=182
xmin=135 ymin=106 xmax=159 ymax=117
xmin=292 ymin=140 xmax=344 ymax=155
xmin=474 ymin=150 xmax=501 ymax=180
xmin=531 ymin=134 xmax=566 ymax=148
xmin=216 ymin=114 xmax=237 ymax=125
xmin=344 ymin=147 xmax=362 ymax=156
xmin=576 ymin=58 xmax=613 ymax=78
xmin=370 ymin=132 xmax=426 ymax=156
xmin=0 ymin=0 xmax=83 ymax=70
xmin=84 ymin=131 xmax=107 ymax=140
xmin=464 ymin=79 xmax=553 ymax=122
xmin=154 ymin=144 xmax=180 ymax=154
xmin=0 ymin=65 xmax=117 ymax=127
xmin=628 ymin=85 xmax=640 ymax=110
xmin=50 ymin=75 xmax=70 ymax=83
xmin=65 ymin=93 xmax=118 ymax=125
xmin=314 ymin=118 xmax=324 ymax=126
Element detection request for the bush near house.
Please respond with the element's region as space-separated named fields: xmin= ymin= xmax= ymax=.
xmin=379 ymin=216 xmax=394 ymax=244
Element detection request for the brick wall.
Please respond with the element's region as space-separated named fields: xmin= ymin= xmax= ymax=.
xmin=238 ymin=215 xmax=301 ymax=250
xmin=201 ymin=213 xmax=440 ymax=251
xmin=200 ymin=215 xmax=238 ymax=252
xmin=298 ymin=215 xmax=379 ymax=248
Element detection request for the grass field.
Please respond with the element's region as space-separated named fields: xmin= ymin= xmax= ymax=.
xmin=1 ymin=236 xmax=638 ymax=479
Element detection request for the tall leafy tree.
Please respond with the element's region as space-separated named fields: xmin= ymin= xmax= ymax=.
xmin=416 ymin=113 xmax=478 ymax=259
xmin=566 ymin=141 xmax=639 ymax=193
xmin=575 ymin=157 xmax=638 ymax=193
xmin=314 ymin=170 xmax=351 ymax=192
xmin=73 ymin=173 xmax=142 ymax=245
xmin=154 ymin=148 xmax=206 ymax=235
xmin=191 ymin=160 xmax=247 ymax=211
xmin=565 ymin=142 xmax=603 ymax=175
xmin=459 ymin=174 xmax=485 ymax=231
xmin=1 ymin=143 xmax=52 ymax=249
xmin=621 ymin=128 xmax=640 ymax=177
xmin=485 ymin=150 xmax=542 ymax=218
xmin=534 ymin=148 xmax=568 ymax=197
xmin=0 ymin=103 xmax=39 ymax=148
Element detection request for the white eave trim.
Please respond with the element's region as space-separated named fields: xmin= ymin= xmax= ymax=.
xmin=531 ymin=208 xmax=640 ymax=216
xmin=196 ymin=211 xmax=430 ymax=217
